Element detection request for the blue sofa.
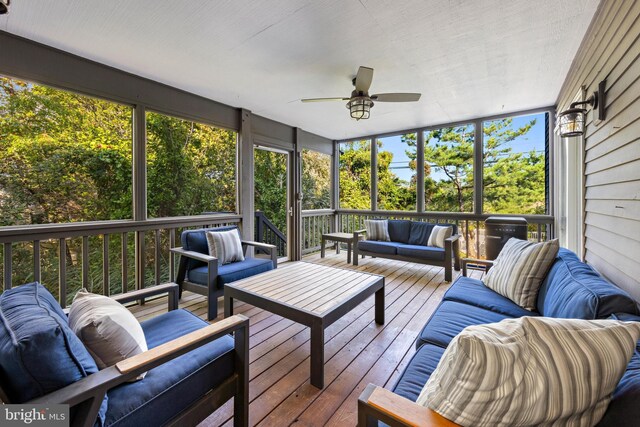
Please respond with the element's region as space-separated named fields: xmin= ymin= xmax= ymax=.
xmin=353 ymin=220 xmax=461 ymax=281
xmin=173 ymin=226 xmax=277 ymax=320
xmin=358 ymin=248 xmax=640 ymax=427
xmin=0 ymin=282 xmax=250 ymax=427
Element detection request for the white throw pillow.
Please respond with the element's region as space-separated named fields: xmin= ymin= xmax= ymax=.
xmin=483 ymin=237 xmax=559 ymax=310
xmin=427 ymin=225 xmax=453 ymax=248
xmin=206 ymin=229 xmax=245 ymax=264
xmin=69 ymin=289 xmax=148 ymax=379
xmin=364 ymin=219 xmax=390 ymax=241
xmin=418 ymin=317 xmax=640 ymax=427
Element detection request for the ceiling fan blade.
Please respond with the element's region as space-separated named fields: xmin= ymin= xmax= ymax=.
xmin=301 ymin=97 xmax=349 ymax=103
xmin=354 ymin=66 xmax=374 ymax=93
xmin=371 ymin=93 xmax=422 ymax=102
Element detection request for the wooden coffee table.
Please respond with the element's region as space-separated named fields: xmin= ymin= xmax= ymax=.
xmin=223 ymin=261 xmax=385 ymax=388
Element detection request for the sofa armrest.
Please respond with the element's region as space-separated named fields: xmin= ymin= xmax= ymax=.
xmin=170 ymin=247 xmax=217 ymax=263
xmin=111 ymin=283 xmax=179 ymax=311
xmin=116 ymin=314 xmax=248 ymax=374
xmin=358 ymin=384 xmax=459 ymax=427
xmin=29 ymin=315 xmax=250 ymax=427
xmin=445 ymin=234 xmax=460 ymax=243
xmin=353 ymin=229 xmax=367 ymax=239
xmin=241 ymin=240 xmax=278 ymax=267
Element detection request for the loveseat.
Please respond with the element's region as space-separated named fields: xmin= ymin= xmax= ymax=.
xmin=353 ymin=220 xmax=461 ymax=281
xmin=358 ymin=248 xmax=640 ymax=427
xmin=0 ymin=282 xmax=249 ymax=427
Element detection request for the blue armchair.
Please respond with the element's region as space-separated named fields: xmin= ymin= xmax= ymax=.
xmin=172 ymin=226 xmax=277 ymax=320
xmin=0 ymin=282 xmax=249 ymax=427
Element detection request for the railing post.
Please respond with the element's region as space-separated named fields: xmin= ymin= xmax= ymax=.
xmin=33 ymin=240 xmax=40 ymax=283
xmin=58 ymin=238 xmax=67 ymax=308
xmin=169 ymin=228 xmax=176 ymax=282
xmin=103 ymin=234 xmax=109 ymax=296
xmin=121 ymin=232 xmax=128 ymax=293
xmin=256 ymin=212 xmax=264 ymax=243
xmin=82 ymin=235 xmax=89 ymax=290
xmin=155 ymin=229 xmax=161 ymax=285
xmin=3 ymin=242 xmax=11 ymax=291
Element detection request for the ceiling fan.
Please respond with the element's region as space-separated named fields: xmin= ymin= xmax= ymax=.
xmin=301 ymin=66 xmax=421 ymax=121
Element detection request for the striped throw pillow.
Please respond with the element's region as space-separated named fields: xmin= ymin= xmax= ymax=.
xmin=418 ymin=317 xmax=640 ymax=427
xmin=364 ymin=219 xmax=390 ymax=241
xmin=483 ymin=238 xmax=559 ymax=310
xmin=427 ymin=225 xmax=453 ymax=248
xmin=206 ymin=229 xmax=245 ymax=265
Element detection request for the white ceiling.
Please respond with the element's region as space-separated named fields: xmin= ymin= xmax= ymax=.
xmin=1 ymin=0 xmax=599 ymax=140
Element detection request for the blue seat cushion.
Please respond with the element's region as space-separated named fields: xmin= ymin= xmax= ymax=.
xmin=392 ymin=344 xmax=445 ymax=402
xmin=105 ymin=309 xmax=235 ymax=427
xmin=181 ymin=226 xmax=239 ymax=270
xmin=537 ymin=249 xmax=640 ymax=319
xmin=358 ymin=240 xmax=400 ymax=255
xmin=0 ymin=283 xmax=107 ymax=425
xmin=397 ymin=244 xmax=445 ymax=261
xmin=387 ymin=220 xmax=412 ymax=244
xmin=598 ymin=313 xmax=640 ymax=427
xmin=187 ymin=257 xmax=274 ymax=288
xmin=416 ymin=300 xmax=511 ymax=349
xmin=443 ymin=276 xmax=537 ymax=318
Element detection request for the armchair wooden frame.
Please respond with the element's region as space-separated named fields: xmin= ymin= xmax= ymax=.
xmin=9 ymin=284 xmax=250 ymax=427
xmin=352 ymin=230 xmax=461 ymax=282
xmin=358 ymin=384 xmax=459 ymax=427
xmin=172 ymin=240 xmax=277 ymax=320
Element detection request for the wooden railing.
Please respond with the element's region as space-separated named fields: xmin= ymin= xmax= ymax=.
xmin=335 ymin=210 xmax=554 ymax=259
xmin=0 ymin=214 xmax=241 ymax=307
xmin=254 ymin=211 xmax=287 ymax=258
xmin=302 ymin=209 xmax=336 ymax=254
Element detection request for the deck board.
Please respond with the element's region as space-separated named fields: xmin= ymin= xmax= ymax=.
xmin=131 ymin=252 xmax=473 ymax=427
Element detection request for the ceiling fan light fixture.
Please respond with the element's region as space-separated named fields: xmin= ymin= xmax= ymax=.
xmin=347 ymin=97 xmax=374 ymax=121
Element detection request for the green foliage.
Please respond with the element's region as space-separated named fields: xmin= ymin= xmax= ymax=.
xmin=0 ymin=77 xmax=133 ymax=225
xmin=254 ymin=149 xmax=288 ymax=234
xmin=338 ymin=140 xmax=372 ymax=209
xmin=301 ymin=149 xmax=331 ymax=210
xmin=0 ymin=77 xmax=237 ymax=297
xmin=146 ymin=112 xmax=236 ymax=218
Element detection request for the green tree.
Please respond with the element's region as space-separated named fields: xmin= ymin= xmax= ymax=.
xmin=146 ymin=112 xmax=236 ymax=218
xmin=301 ymin=149 xmax=331 ymax=210
xmin=339 ymin=140 xmax=372 ymax=209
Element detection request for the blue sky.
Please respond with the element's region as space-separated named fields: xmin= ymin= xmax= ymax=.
xmin=379 ymin=112 xmax=547 ymax=182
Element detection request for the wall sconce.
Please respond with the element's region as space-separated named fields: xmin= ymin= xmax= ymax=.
xmin=558 ymin=80 xmax=606 ymax=137
xmin=0 ymin=0 xmax=10 ymax=15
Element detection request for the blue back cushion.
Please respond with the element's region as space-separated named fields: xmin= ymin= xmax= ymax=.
xmin=408 ymin=222 xmax=434 ymax=246
xmin=408 ymin=222 xmax=457 ymax=246
xmin=536 ymin=249 xmax=640 ymax=319
xmin=387 ymin=220 xmax=412 ymax=243
xmin=597 ymin=313 xmax=640 ymax=427
xmin=181 ymin=226 xmax=239 ymax=270
xmin=0 ymin=283 xmax=107 ymax=424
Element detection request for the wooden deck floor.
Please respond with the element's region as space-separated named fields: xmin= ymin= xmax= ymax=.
xmin=130 ymin=252 xmax=482 ymax=427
